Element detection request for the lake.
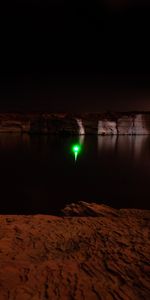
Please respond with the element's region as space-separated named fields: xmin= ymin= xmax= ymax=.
xmin=0 ymin=134 xmax=150 ymax=214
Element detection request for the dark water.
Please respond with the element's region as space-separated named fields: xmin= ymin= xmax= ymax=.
xmin=0 ymin=134 xmax=150 ymax=214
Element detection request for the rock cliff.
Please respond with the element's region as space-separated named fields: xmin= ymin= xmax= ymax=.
xmin=0 ymin=202 xmax=149 ymax=300
xmin=0 ymin=112 xmax=150 ymax=134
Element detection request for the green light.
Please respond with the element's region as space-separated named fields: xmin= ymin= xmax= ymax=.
xmin=73 ymin=145 xmax=79 ymax=152
xmin=71 ymin=144 xmax=81 ymax=162
xmin=72 ymin=144 xmax=81 ymax=153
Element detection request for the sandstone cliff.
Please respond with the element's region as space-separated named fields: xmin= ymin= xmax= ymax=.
xmin=0 ymin=202 xmax=149 ymax=300
xmin=0 ymin=112 xmax=150 ymax=134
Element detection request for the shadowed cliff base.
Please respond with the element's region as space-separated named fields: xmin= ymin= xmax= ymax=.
xmin=0 ymin=202 xmax=149 ymax=300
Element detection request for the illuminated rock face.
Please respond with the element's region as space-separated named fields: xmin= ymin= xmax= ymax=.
xmin=97 ymin=113 xmax=150 ymax=135
xmin=98 ymin=120 xmax=117 ymax=135
xmin=0 ymin=114 xmax=31 ymax=133
xmin=117 ymin=114 xmax=149 ymax=135
xmin=0 ymin=112 xmax=150 ymax=134
xmin=133 ymin=114 xmax=149 ymax=134
xmin=117 ymin=115 xmax=134 ymax=134
xmin=0 ymin=202 xmax=149 ymax=300
xmin=76 ymin=118 xmax=85 ymax=135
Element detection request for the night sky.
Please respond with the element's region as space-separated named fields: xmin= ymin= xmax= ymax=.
xmin=0 ymin=0 xmax=150 ymax=112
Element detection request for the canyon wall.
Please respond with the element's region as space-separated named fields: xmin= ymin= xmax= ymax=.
xmin=0 ymin=112 xmax=150 ymax=134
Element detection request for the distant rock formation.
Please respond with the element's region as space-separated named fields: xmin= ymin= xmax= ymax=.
xmin=0 ymin=112 xmax=150 ymax=134
xmin=0 ymin=202 xmax=149 ymax=300
xmin=98 ymin=120 xmax=117 ymax=135
xmin=61 ymin=201 xmax=118 ymax=216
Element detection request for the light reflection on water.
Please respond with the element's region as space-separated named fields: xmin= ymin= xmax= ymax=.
xmin=79 ymin=135 xmax=85 ymax=145
xmin=97 ymin=135 xmax=150 ymax=160
xmin=0 ymin=133 xmax=149 ymax=159
xmin=98 ymin=135 xmax=117 ymax=152
xmin=0 ymin=133 xmax=150 ymax=213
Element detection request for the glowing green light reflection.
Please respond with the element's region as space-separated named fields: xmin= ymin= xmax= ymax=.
xmin=71 ymin=144 xmax=81 ymax=162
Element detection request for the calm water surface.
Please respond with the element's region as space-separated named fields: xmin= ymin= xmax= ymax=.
xmin=0 ymin=134 xmax=150 ymax=214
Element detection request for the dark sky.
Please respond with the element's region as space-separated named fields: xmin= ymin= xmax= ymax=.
xmin=0 ymin=0 xmax=150 ymax=112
